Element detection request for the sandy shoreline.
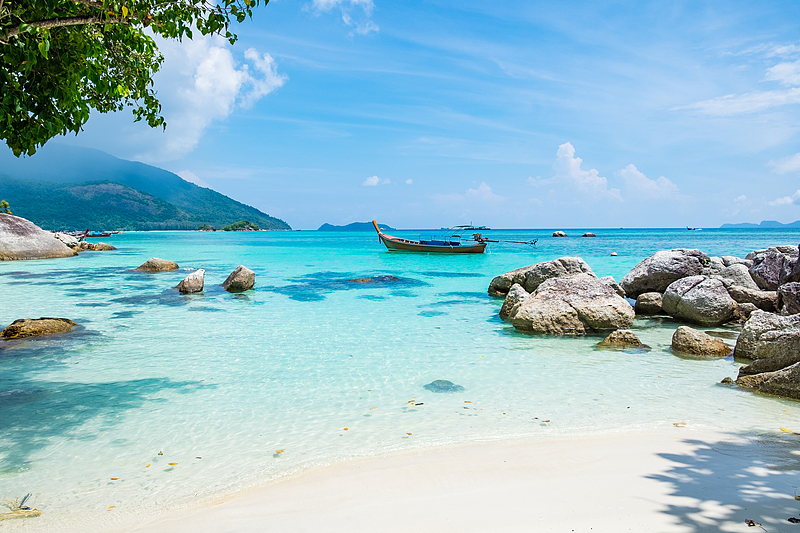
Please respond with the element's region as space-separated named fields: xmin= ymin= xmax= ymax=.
xmin=122 ymin=429 xmax=800 ymax=533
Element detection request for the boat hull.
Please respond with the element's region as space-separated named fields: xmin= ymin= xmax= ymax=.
xmin=379 ymin=234 xmax=486 ymax=253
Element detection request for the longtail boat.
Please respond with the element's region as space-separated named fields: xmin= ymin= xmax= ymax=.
xmin=372 ymin=220 xmax=487 ymax=253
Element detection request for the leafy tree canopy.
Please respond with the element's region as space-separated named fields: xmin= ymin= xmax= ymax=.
xmin=0 ymin=199 xmax=11 ymax=214
xmin=223 ymin=220 xmax=258 ymax=231
xmin=1 ymin=0 xmax=266 ymax=157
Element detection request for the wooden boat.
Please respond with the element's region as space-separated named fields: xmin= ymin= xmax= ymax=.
xmin=372 ymin=220 xmax=487 ymax=253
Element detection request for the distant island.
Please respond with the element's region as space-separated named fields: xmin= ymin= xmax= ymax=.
xmin=318 ymin=222 xmax=395 ymax=231
xmin=0 ymin=144 xmax=291 ymax=231
xmin=720 ymin=220 xmax=800 ymax=229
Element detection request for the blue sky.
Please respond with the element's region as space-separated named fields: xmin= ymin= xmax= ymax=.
xmin=29 ymin=0 xmax=800 ymax=228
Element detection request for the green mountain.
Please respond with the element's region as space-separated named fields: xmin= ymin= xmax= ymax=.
xmin=318 ymin=222 xmax=395 ymax=231
xmin=720 ymin=220 xmax=800 ymax=229
xmin=0 ymin=144 xmax=290 ymax=230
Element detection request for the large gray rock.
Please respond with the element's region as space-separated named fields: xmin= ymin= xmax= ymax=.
xmin=780 ymin=246 xmax=800 ymax=285
xmin=488 ymin=257 xmax=595 ymax=297
xmin=135 ymin=257 xmax=179 ymax=272
xmin=0 ymin=214 xmax=77 ymax=260
xmin=511 ymin=273 xmax=634 ymax=334
xmin=499 ymin=283 xmax=530 ymax=319
xmin=671 ymin=326 xmax=731 ymax=357
xmin=711 ymin=263 xmax=759 ymax=290
xmin=778 ymin=282 xmax=800 ymax=315
xmin=599 ymin=276 xmax=625 ymax=298
xmin=552 ymin=231 xmax=568 ymax=237
xmin=725 ymin=285 xmax=778 ymax=312
xmin=747 ymin=246 xmax=799 ymax=290
xmin=619 ymin=249 xmax=710 ymax=299
xmin=222 ymin=265 xmax=255 ymax=292
xmin=661 ymin=276 xmax=736 ymax=326
xmin=176 ymin=269 xmax=205 ymax=294
xmin=1 ymin=317 xmax=78 ymax=339
xmin=635 ymin=292 xmax=663 ymax=315
xmin=734 ymin=311 xmax=800 ymax=375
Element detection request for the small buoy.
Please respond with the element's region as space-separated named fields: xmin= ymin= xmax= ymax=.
xmin=611 ymin=252 xmax=617 ymax=256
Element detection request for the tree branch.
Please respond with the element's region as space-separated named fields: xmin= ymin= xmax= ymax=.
xmin=71 ymin=0 xmax=105 ymax=10
xmin=2 ymin=16 xmax=125 ymax=41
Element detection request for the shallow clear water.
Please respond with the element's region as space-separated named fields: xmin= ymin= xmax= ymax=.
xmin=1 ymin=228 xmax=800 ymax=531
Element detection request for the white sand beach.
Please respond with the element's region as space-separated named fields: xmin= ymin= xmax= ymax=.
xmin=128 ymin=429 xmax=800 ymax=533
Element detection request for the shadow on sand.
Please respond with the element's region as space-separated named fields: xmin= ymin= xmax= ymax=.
xmin=650 ymin=433 xmax=800 ymax=532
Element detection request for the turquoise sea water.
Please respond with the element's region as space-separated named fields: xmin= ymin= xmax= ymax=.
xmin=2 ymin=228 xmax=800 ymax=531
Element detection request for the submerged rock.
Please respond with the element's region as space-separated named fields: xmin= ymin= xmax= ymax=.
xmin=635 ymin=292 xmax=663 ymax=315
xmin=661 ymin=276 xmax=736 ymax=326
xmin=176 ymin=269 xmax=205 ymax=294
xmin=619 ymin=249 xmax=710 ymax=299
xmin=223 ymin=265 xmax=255 ymax=292
xmin=0 ymin=214 xmax=77 ymax=260
xmin=135 ymin=257 xmax=179 ymax=272
xmin=423 ymin=380 xmax=465 ymax=393
xmin=596 ymin=329 xmax=645 ymax=348
xmin=671 ymin=326 xmax=731 ymax=357
xmin=1 ymin=317 xmax=78 ymax=339
xmin=511 ymin=273 xmax=634 ymax=335
xmin=488 ymin=257 xmax=595 ymax=296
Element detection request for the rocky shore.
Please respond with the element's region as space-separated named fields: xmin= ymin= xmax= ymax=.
xmin=0 ymin=213 xmax=117 ymax=260
xmin=490 ymin=244 xmax=800 ymax=401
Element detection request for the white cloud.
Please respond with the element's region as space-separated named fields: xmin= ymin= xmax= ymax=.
xmin=734 ymin=194 xmax=747 ymax=203
xmin=405 ymin=179 xmax=413 ymax=185
xmin=465 ymin=182 xmax=502 ymax=202
xmin=769 ymin=190 xmax=800 ymax=206
xmin=769 ymin=152 xmax=800 ymax=174
xmin=310 ymin=0 xmax=378 ymax=35
xmin=680 ymin=88 xmax=800 ymax=116
xmin=764 ymin=60 xmax=800 ymax=86
xmin=616 ymin=164 xmax=679 ymax=200
xmin=141 ymin=36 xmax=286 ymax=161
xmin=361 ymin=175 xmax=390 ymax=186
xmin=176 ymin=170 xmax=211 ymax=188
xmin=552 ymin=142 xmax=622 ymax=201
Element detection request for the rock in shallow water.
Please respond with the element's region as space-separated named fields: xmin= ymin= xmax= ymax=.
xmin=619 ymin=249 xmax=710 ymax=299
xmin=596 ymin=329 xmax=645 ymax=348
xmin=778 ymin=282 xmax=800 ymax=315
xmin=735 ymin=311 xmax=800 ymax=375
xmin=499 ymin=283 xmax=530 ymax=319
xmin=488 ymin=257 xmax=595 ymax=296
xmin=135 ymin=257 xmax=179 ymax=272
xmin=423 ymin=380 xmax=465 ymax=393
xmin=223 ymin=265 xmax=255 ymax=292
xmin=661 ymin=276 xmax=736 ymax=326
xmin=635 ymin=292 xmax=663 ymax=315
xmin=511 ymin=273 xmax=634 ymax=335
xmin=671 ymin=326 xmax=731 ymax=357
xmin=1 ymin=317 xmax=78 ymax=339
xmin=176 ymin=269 xmax=205 ymax=294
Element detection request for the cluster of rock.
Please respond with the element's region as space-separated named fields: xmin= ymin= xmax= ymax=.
xmin=54 ymin=232 xmax=117 ymax=252
xmin=0 ymin=214 xmax=119 ymax=260
xmin=622 ymin=247 xmax=798 ymax=325
xmin=133 ymin=258 xmax=256 ymax=295
xmin=489 ymin=244 xmax=800 ymax=400
xmin=491 ymin=257 xmax=634 ymax=334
